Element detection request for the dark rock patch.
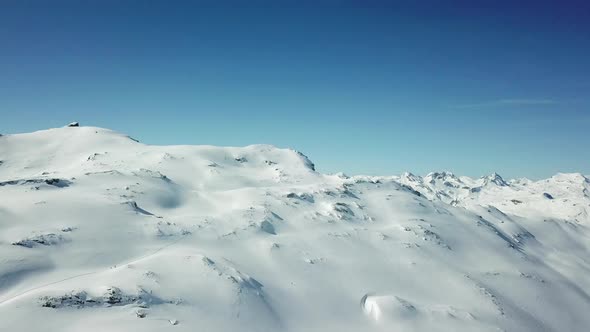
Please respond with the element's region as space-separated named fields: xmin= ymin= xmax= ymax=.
xmin=0 ymin=178 xmax=71 ymax=188
xmin=286 ymin=192 xmax=314 ymax=203
xmin=12 ymin=233 xmax=66 ymax=248
xmin=124 ymin=200 xmax=157 ymax=216
xmin=134 ymin=169 xmax=171 ymax=183
xmin=295 ymin=151 xmax=315 ymax=171
xmin=400 ymin=184 xmax=422 ymax=197
xmin=39 ymin=286 xmax=167 ymax=309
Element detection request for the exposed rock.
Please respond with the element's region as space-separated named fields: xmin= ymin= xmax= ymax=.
xmin=12 ymin=233 xmax=66 ymax=248
xmin=295 ymin=150 xmax=315 ymax=171
xmin=482 ymin=173 xmax=508 ymax=187
xmin=286 ymin=192 xmax=314 ymax=202
xmin=124 ymin=200 xmax=155 ymax=216
xmin=0 ymin=178 xmax=71 ymax=188
xmin=133 ymin=169 xmax=171 ymax=183
xmin=39 ymin=286 xmax=167 ymax=309
xmin=400 ymin=184 xmax=422 ymax=197
xmin=333 ymin=202 xmax=355 ymax=220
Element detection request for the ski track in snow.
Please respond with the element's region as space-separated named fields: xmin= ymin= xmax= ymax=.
xmin=0 ymin=235 xmax=187 ymax=306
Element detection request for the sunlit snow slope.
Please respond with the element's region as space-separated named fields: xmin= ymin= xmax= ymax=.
xmin=1 ymin=126 xmax=589 ymax=332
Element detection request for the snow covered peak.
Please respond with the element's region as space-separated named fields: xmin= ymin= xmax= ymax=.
xmin=1 ymin=126 xmax=140 ymax=147
xmin=481 ymin=172 xmax=508 ymax=186
xmin=550 ymin=172 xmax=589 ymax=184
xmin=0 ymin=126 xmax=318 ymax=188
xmin=401 ymin=171 xmax=422 ymax=182
xmin=424 ymin=171 xmax=461 ymax=184
xmin=509 ymin=177 xmax=533 ymax=186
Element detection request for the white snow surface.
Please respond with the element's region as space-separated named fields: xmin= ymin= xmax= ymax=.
xmin=1 ymin=126 xmax=589 ymax=331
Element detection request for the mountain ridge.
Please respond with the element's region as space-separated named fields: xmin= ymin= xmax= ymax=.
xmin=1 ymin=125 xmax=585 ymax=184
xmin=1 ymin=125 xmax=589 ymax=332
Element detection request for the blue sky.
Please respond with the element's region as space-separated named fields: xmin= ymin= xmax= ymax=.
xmin=1 ymin=1 xmax=589 ymax=179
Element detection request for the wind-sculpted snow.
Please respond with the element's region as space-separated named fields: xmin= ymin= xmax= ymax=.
xmin=0 ymin=126 xmax=589 ymax=332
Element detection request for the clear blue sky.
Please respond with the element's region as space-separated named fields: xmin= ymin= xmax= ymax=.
xmin=1 ymin=1 xmax=589 ymax=179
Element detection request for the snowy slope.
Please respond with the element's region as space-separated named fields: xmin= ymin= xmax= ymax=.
xmin=0 ymin=125 xmax=589 ymax=332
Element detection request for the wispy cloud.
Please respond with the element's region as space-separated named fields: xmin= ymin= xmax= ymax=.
xmin=453 ymin=98 xmax=559 ymax=109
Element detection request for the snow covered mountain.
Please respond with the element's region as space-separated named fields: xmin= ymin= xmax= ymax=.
xmin=1 ymin=125 xmax=589 ymax=332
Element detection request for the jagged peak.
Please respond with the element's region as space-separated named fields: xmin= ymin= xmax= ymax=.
xmin=401 ymin=172 xmax=422 ymax=182
xmin=481 ymin=172 xmax=508 ymax=186
xmin=425 ymin=171 xmax=458 ymax=179
xmin=424 ymin=171 xmax=463 ymax=186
